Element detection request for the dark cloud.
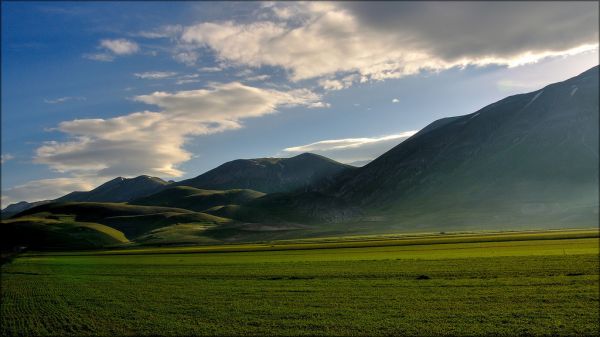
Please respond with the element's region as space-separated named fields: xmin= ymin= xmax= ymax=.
xmin=340 ymin=2 xmax=598 ymax=61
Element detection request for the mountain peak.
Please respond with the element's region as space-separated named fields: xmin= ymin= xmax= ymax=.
xmin=174 ymin=153 xmax=354 ymax=193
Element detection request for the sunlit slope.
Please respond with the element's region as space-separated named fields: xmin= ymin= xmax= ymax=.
xmin=13 ymin=202 xmax=231 ymax=244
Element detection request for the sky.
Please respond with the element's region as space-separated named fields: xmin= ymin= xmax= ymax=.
xmin=1 ymin=1 xmax=598 ymax=206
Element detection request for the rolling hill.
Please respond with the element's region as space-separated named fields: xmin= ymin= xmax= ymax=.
xmin=1 ymin=215 xmax=128 ymax=250
xmin=12 ymin=202 xmax=231 ymax=245
xmin=130 ymin=186 xmax=265 ymax=212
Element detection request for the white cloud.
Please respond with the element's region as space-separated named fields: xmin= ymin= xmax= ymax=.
xmin=199 ymin=66 xmax=222 ymax=72
xmin=100 ymin=39 xmax=139 ymax=55
xmin=43 ymin=96 xmax=86 ymax=104
xmin=283 ymin=131 xmax=418 ymax=164
xmin=173 ymin=51 xmax=199 ymax=66
xmin=1 ymin=154 xmax=14 ymax=164
xmin=137 ymin=25 xmax=183 ymax=39
xmin=1 ymin=177 xmax=104 ymax=205
xmin=319 ymin=74 xmax=357 ymax=91
xmin=178 ymin=2 xmax=598 ymax=84
xmin=83 ymin=53 xmax=114 ymax=62
xmin=134 ymin=71 xmax=178 ymax=79
xmin=175 ymin=74 xmax=201 ymax=85
xmin=245 ymin=74 xmax=271 ymax=82
xmin=85 ymin=38 xmax=140 ymax=62
xmin=34 ymin=83 xmax=325 ymax=178
xmin=392 ymin=98 xmax=400 ymax=103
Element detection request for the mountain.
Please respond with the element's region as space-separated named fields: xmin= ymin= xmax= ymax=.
xmin=229 ymin=66 xmax=600 ymax=231
xmin=56 ymin=175 xmax=169 ymax=203
xmin=3 ymin=67 xmax=597 ymax=249
xmin=130 ymin=186 xmax=265 ymax=212
xmin=174 ymin=153 xmax=355 ymax=193
xmin=1 ymin=200 xmax=52 ymax=219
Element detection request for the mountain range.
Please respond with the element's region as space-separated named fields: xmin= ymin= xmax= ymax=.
xmin=1 ymin=153 xmax=351 ymax=218
xmin=2 ymin=66 xmax=598 ymax=249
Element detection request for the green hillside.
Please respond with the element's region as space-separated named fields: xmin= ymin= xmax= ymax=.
xmin=6 ymin=202 xmax=233 ymax=248
xmin=1 ymin=215 xmax=128 ymax=250
xmin=130 ymin=186 xmax=265 ymax=212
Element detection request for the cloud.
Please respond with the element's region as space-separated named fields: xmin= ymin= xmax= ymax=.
xmin=392 ymin=98 xmax=400 ymax=103
xmin=199 ymin=66 xmax=222 ymax=72
xmin=342 ymin=2 xmax=598 ymax=61
xmin=100 ymin=39 xmax=139 ymax=55
xmin=173 ymin=51 xmax=199 ymax=65
xmin=1 ymin=154 xmax=14 ymax=164
xmin=43 ymin=96 xmax=86 ymax=104
xmin=245 ymin=74 xmax=270 ymax=82
xmin=34 ymin=83 xmax=325 ymax=178
xmin=136 ymin=25 xmax=183 ymax=39
xmin=85 ymin=38 xmax=140 ymax=62
xmin=178 ymin=2 xmax=597 ymax=85
xmin=134 ymin=71 xmax=178 ymax=79
xmin=319 ymin=75 xmax=357 ymax=91
xmin=175 ymin=74 xmax=200 ymax=85
xmin=83 ymin=53 xmax=114 ymax=62
xmin=1 ymin=177 xmax=103 ymax=205
xmin=283 ymin=131 xmax=418 ymax=164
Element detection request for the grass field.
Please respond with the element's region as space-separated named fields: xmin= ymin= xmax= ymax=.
xmin=1 ymin=229 xmax=598 ymax=336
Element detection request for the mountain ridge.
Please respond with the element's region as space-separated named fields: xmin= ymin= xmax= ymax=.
xmin=173 ymin=152 xmax=355 ymax=193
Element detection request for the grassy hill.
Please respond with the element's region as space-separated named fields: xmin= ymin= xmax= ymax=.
xmin=130 ymin=186 xmax=265 ymax=212
xmin=6 ymin=202 xmax=233 ymax=248
xmin=1 ymin=215 xmax=128 ymax=250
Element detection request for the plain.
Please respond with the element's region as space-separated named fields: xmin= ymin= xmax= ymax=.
xmin=1 ymin=229 xmax=598 ymax=336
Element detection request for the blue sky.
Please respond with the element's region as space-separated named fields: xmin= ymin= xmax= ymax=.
xmin=1 ymin=1 xmax=598 ymax=205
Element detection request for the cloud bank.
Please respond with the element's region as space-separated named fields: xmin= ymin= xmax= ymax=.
xmin=176 ymin=2 xmax=598 ymax=85
xmin=34 ymin=83 xmax=325 ymax=178
xmin=1 ymin=177 xmax=104 ymax=205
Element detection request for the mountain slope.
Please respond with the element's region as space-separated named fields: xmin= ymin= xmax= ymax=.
xmin=130 ymin=186 xmax=265 ymax=212
xmin=174 ymin=153 xmax=355 ymax=193
xmin=234 ymin=66 xmax=600 ymax=230
xmin=2 ymin=175 xmax=171 ymax=218
xmin=56 ymin=175 xmax=169 ymax=203
xmin=1 ymin=200 xmax=52 ymax=219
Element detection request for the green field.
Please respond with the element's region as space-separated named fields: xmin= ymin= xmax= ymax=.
xmin=1 ymin=229 xmax=598 ymax=336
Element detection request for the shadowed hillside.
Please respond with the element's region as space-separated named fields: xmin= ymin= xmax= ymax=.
xmin=228 ymin=66 xmax=600 ymax=231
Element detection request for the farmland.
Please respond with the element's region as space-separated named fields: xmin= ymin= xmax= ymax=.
xmin=1 ymin=229 xmax=598 ymax=336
